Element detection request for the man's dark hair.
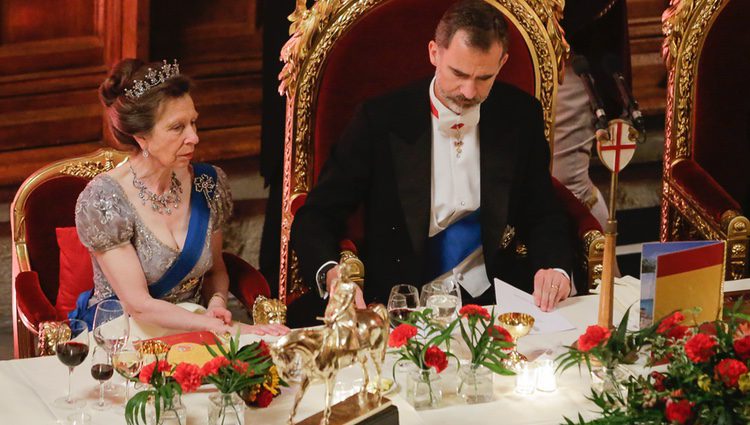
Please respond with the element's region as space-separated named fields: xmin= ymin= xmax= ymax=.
xmin=435 ymin=0 xmax=509 ymax=52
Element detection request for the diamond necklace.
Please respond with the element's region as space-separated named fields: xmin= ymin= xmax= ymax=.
xmin=129 ymin=164 xmax=183 ymax=215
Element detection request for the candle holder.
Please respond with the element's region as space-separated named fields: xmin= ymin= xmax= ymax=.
xmin=535 ymin=358 xmax=557 ymax=392
xmin=514 ymin=361 xmax=537 ymax=395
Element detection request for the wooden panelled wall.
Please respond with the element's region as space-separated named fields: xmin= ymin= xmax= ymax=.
xmin=0 ymin=0 xmax=262 ymax=187
xmin=627 ymin=0 xmax=669 ymax=116
xmin=0 ymin=0 xmax=667 ymax=188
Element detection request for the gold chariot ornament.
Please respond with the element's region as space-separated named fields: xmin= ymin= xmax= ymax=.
xmin=270 ymin=261 xmax=390 ymax=425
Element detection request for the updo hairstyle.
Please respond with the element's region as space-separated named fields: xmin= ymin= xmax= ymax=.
xmin=98 ymin=58 xmax=192 ymax=151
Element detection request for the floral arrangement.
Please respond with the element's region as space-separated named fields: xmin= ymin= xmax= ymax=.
xmin=125 ymin=337 xmax=285 ymax=425
xmin=558 ymin=301 xmax=750 ymax=424
xmin=557 ymin=309 xmax=655 ymax=374
xmin=202 ymin=338 xmax=284 ymax=398
xmin=388 ymin=308 xmax=457 ymax=377
xmin=455 ymin=304 xmax=515 ymax=375
xmin=125 ymin=358 xmax=202 ymax=425
xmin=237 ymin=341 xmax=286 ymax=407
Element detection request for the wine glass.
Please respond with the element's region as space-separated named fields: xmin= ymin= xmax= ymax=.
xmin=423 ymin=280 xmax=461 ymax=326
xmin=53 ymin=318 xmax=90 ymax=409
xmin=113 ymin=347 xmax=143 ymax=404
xmin=93 ymin=299 xmax=129 ymax=354
xmin=93 ymin=299 xmax=129 ymax=394
xmin=91 ymin=346 xmax=113 ymax=410
xmin=388 ymin=284 xmax=420 ymax=326
xmin=387 ymin=294 xmax=410 ymax=328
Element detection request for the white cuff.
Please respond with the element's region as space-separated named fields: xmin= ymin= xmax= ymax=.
xmin=315 ymin=261 xmax=338 ymax=299
xmin=553 ymin=268 xmax=575 ymax=296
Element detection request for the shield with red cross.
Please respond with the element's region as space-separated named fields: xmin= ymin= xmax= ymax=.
xmin=597 ymin=118 xmax=638 ymax=173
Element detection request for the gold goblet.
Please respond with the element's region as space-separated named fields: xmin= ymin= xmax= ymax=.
xmin=497 ymin=312 xmax=535 ymax=369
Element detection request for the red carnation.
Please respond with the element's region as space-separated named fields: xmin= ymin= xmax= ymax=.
xmin=139 ymin=361 xmax=157 ymax=384
xmin=734 ymin=335 xmax=750 ymax=360
xmin=157 ymin=360 xmax=171 ymax=372
xmin=459 ymin=304 xmax=491 ymax=320
xmin=657 ymin=312 xmax=685 ymax=335
xmin=232 ymin=360 xmax=249 ymax=375
xmin=650 ymin=371 xmax=666 ymax=391
xmin=388 ymin=324 xmax=418 ymax=348
xmin=684 ymin=333 xmax=717 ymax=363
xmin=489 ymin=325 xmax=512 ymax=343
xmin=577 ymin=325 xmax=611 ymax=352
xmin=173 ymin=363 xmax=203 ymax=393
xmin=423 ymin=345 xmax=448 ymax=373
xmin=201 ymin=356 xmax=230 ymax=376
xmin=255 ymin=388 xmax=274 ymax=408
xmin=665 ymin=399 xmax=693 ymax=424
xmin=258 ymin=340 xmax=271 ymax=357
xmin=666 ymin=325 xmax=689 ymax=341
xmin=714 ymin=358 xmax=748 ymax=387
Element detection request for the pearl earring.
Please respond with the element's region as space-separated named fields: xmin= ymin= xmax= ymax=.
xmin=142 ymin=149 xmax=149 ymax=158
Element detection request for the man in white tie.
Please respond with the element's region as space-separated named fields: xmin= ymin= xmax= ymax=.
xmin=291 ymin=0 xmax=576 ymax=325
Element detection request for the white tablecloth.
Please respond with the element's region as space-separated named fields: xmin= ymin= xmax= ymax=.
xmin=0 ymin=276 xmax=694 ymax=425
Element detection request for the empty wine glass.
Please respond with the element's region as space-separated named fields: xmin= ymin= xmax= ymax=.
xmin=93 ymin=299 xmax=129 ymax=354
xmin=91 ymin=346 xmax=113 ymax=410
xmin=113 ymin=347 xmax=143 ymax=404
xmin=53 ymin=318 xmax=90 ymax=409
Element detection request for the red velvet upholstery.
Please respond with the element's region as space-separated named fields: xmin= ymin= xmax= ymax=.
xmin=691 ymin=0 xmax=750 ymax=210
xmin=24 ymin=176 xmax=88 ymax=304
xmin=552 ymin=177 xmax=603 ymax=238
xmin=314 ymin=0 xmax=533 ymax=182
xmin=55 ymin=227 xmax=94 ymax=320
xmin=224 ymin=252 xmax=271 ymax=311
xmin=14 ymin=271 xmax=56 ymax=330
xmin=672 ymin=159 xmax=741 ymax=223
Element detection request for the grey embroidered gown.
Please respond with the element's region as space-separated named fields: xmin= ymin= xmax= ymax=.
xmin=74 ymin=165 xmax=232 ymax=307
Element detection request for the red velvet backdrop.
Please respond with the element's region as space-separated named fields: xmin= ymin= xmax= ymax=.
xmin=22 ymin=176 xmax=89 ymax=305
xmin=691 ymin=0 xmax=750 ymax=208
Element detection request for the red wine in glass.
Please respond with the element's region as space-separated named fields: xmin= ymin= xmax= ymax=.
xmin=389 ymin=308 xmax=414 ymax=326
xmin=91 ymin=363 xmax=114 ymax=381
xmin=57 ymin=341 xmax=90 ymax=367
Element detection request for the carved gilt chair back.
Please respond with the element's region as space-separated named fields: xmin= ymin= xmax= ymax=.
xmin=278 ymin=0 xmax=570 ymax=303
xmin=661 ymin=0 xmax=750 ymax=279
xmin=10 ymin=148 xmax=128 ymax=357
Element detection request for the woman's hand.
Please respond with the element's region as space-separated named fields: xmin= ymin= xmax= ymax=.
xmin=206 ymin=293 xmax=232 ymax=324
xmin=239 ymin=323 xmax=290 ymax=336
xmin=206 ymin=305 xmax=232 ymax=324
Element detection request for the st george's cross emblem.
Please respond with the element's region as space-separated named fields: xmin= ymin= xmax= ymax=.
xmin=597 ymin=118 xmax=638 ymax=173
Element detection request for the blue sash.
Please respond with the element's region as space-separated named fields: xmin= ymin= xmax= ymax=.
xmin=426 ymin=209 xmax=482 ymax=281
xmin=69 ymin=163 xmax=217 ymax=328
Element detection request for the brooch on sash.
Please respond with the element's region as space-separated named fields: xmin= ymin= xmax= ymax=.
xmin=193 ymin=174 xmax=216 ymax=203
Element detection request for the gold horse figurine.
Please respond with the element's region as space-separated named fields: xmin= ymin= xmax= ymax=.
xmin=270 ymin=264 xmax=389 ymax=425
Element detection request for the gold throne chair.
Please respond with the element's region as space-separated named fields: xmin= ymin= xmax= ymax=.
xmin=277 ymin=0 xmax=606 ymax=306
xmin=661 ymin=0 xmax=750 ymax=280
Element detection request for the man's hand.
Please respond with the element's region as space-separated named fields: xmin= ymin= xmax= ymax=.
xmin=532 ymin=269 xmax=571 ymax=312
xmin=326 ymin=265 xmax=366 ymax=308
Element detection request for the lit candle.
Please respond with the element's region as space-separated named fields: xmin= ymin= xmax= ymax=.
xmin=536 ymin=358 xmax=557 ymax=392
xmin=514 ymin=361 xmax=537 ymax=395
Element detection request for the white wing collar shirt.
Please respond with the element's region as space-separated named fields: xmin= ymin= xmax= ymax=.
xmin=428 ymin=77 xmax=490 ymax=298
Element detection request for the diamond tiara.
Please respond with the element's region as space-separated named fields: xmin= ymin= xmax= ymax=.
xmin=123 ymin=59 xmax=181 ymax=100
